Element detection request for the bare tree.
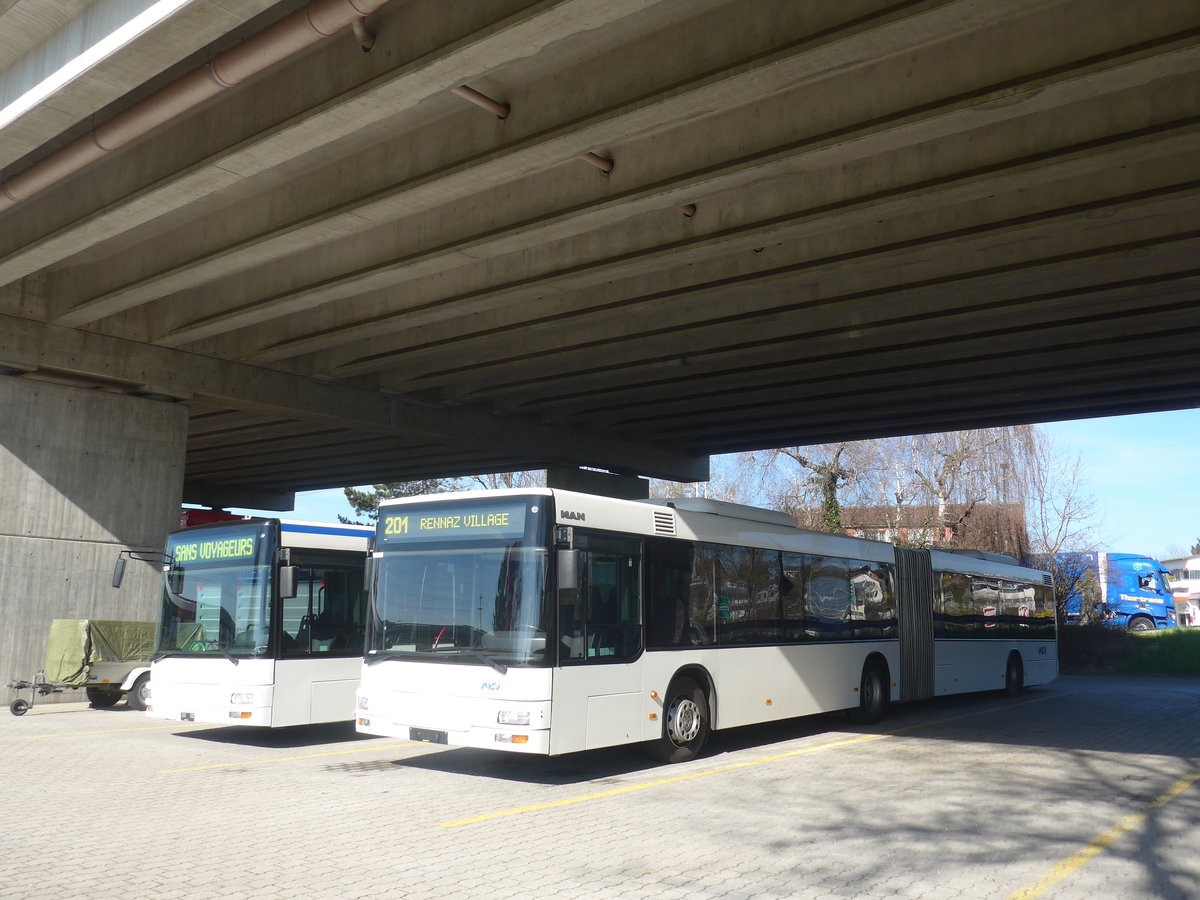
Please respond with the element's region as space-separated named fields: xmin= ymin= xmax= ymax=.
xmin=469 ymin=470 xmax=546 ymax=490
xmin=742 ymin=424 xmax=1093 ymax=568
xmin=1013 ymin=429 xmax=1101 ymax=622
xmin=650 ymin=455 xmax=756 ymax=504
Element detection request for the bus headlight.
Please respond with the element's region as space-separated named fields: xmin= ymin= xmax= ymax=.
xmin=230 ymin=691 xmax=261 ymax=705
xmin=357 ymin=696 xmax=369 ymax=710
xmin=497 ymin=710 xmax=530 ymax=726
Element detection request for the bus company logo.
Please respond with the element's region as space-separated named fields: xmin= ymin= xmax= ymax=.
xmin=481 ymin=681 xmax=501 ymax=691
xmin=1039 ymin=646 xmax=1048 ymax=655
xmin=560 ymin=510 xmax=586 ymax=521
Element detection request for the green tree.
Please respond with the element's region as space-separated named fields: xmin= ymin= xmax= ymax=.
xmin=340 ymin=479 xmax=454 ymax=523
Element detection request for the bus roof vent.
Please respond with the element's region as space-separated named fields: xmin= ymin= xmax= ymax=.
xmin=1043 ymin=574 xmax=1054 ymax=587
xmin=662 ymin=497 xmax=797 ymax=529
xmin=652 ymin=510 xmax=676 ymax=536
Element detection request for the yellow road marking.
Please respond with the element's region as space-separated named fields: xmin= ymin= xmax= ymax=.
xmin=1009 ymin=771 xmax=1200 ymax=899
xmin=440 ymin=692 xmax=1062 ymax=827
xmin=162 ymin=742 xmax=412 ymax=773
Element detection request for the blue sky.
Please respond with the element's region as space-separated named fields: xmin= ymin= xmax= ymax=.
xmin=1038 ymin=409 xmax=1200 ymax=560
xmin=227 ymin=408 xmax=1200 ymax=563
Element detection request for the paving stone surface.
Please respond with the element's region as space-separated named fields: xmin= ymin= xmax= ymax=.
xmin=1 ymin=674 xmax=1197 ymax=899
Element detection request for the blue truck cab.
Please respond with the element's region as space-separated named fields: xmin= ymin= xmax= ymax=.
xmin=1066 ymin=552 xmax=1177 ymax=631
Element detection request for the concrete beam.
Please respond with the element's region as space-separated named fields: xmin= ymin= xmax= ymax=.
xmin=0 ymin=314 xmax=709 ymax=482
xmin=60 ymin=0 xmax=1178 ymax=341
xmin=180 ymin=38 xmax=1200 ymax=364
xmin=0 ymin=0 xmax=674 ymax=295
xmin=180 ymin=481 xmax=296 ymax=511
xmin=0 ymin=0 xmax=283 ymax=170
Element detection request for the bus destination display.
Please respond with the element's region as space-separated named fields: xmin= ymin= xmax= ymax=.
xmin=170 ymin=530 xmax=260 ymax=563
xmin=379 ymin=502 xmax=527 ymax=543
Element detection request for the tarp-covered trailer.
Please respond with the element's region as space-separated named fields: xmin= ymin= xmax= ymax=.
xmin=7 ymin=620 xmax=153 ymax=716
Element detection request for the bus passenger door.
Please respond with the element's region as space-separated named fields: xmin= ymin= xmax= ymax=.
xmin=552 ymin=534 xmax=644 ymax=754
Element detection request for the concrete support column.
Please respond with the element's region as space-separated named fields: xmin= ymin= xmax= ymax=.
xmin=0 ymin=378 xmax=187 ymax=700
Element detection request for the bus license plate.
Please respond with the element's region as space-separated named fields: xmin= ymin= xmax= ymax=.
xmin=410 ymin=727 xmax=447 ymax=744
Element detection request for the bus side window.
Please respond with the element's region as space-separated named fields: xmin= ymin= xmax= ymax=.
xmin=717 ymin=546 xmax=781 ymax=645
xmin=781 ymin=552 xmax=809 ymax=642
xmin=645 ymin=539 xmax=693 ymax=649
xmin=688 ymin=544 xmax=719 ymax=646
xmin=806 ymin=556 xmax=851 ymax=641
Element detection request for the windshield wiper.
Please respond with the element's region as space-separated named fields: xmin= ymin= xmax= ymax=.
xmin=466 ymin=649 xmax=508 ymax=675
xmin=426 ymin=646 xmax=508 ymax=673
xmin=214 ymin=644 xmax=239 ymax=666
xmin=152 ymin=644 xmax=239 ymax=665
xmin=367 ymin=647 xmax=508 ymax=674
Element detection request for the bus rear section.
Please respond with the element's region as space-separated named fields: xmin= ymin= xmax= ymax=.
xmin=356 ymin=489 xmax=1057 ymax=761
xmin=147 ymin=518 xmax=371 ymax=727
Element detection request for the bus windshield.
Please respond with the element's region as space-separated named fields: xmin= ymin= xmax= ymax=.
xmin=369 ymin=497 xmax=550 ymax=667
xmin=157 ymin=521 xmax=276 ymax=658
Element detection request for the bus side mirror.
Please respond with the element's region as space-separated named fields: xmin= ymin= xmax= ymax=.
xmin=167 ymin=566 xmax=185 ymax=594
xmin=279 ymin=564 xmax=298 ymax=599
xmin=557 ymin=549 xmax=581 ymax=592
xmin=112 ymin=557 xmax=126 ymax=589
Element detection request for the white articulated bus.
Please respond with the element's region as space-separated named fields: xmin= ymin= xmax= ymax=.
xmin=355 ymin=489 xmax=1057 ymax=762
xmin=144 ymin=518 xmax=372 ymax=727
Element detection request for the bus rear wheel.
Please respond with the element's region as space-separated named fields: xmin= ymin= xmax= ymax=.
xmin=649 ymin=676 xmax=709 ymax=764
xmin=848 ymin=661 xmax=889 ymax=724
xmin=1005 ymin=653 xmax=1024 ymax=697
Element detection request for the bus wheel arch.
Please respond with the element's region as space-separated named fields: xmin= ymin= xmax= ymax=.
xmin=849 ymin=654 xmax=890 ymax=724
xmin=648 ymin=667 xmax=713 ymax=764
xmin=1004 ymin=651 xmax=1024 ymax=696
xmin=1128 ymin=616 xmax=1155 ymax=632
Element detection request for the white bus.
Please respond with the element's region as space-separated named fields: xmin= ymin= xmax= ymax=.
xmin=355 ymin=489 xmax=1057 ymax=762
xmin=145 ymin=518 xmax=372 ymax=727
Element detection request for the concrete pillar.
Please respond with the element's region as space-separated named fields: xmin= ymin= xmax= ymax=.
xmin=0 ymin=378 xmax=187 ymax=703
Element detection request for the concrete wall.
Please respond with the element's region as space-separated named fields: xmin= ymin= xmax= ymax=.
xmin=0 ymin=378 xmax=186 ymax=701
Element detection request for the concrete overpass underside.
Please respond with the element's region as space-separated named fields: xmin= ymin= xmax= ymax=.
xmin=2 ymin=0 xmax=1199 ymax=508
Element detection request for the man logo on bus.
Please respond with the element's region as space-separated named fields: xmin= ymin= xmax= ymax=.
xmin=481 ymin=682 xmax=501 ymax=691
xmin=560 ymin=510 xmax=585 ymax=521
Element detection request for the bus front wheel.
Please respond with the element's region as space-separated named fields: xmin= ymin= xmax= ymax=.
xmin=849 ymin=661 xmax=889 ymax=724
xmin=649 ymin=676 xmax=709 ymax=764
xmin=1128 ymin=617 xmax=1154 ymax=632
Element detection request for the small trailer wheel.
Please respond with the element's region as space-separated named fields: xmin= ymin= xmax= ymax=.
xmin=86 ymin=687 xmax=121 ymax=708
xmin=10 ymin=699 xmax=29 ymax=716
